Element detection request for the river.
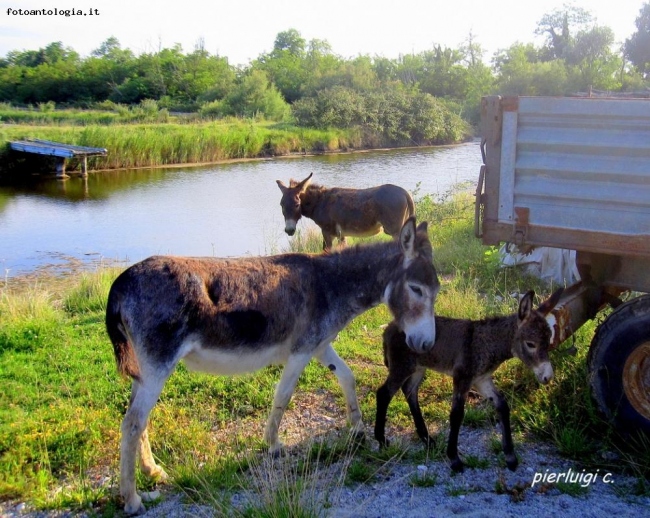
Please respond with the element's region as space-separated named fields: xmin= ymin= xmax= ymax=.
xmin=0 ymin=142 xmax=482 ymax=277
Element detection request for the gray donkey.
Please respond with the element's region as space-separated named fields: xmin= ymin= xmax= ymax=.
xmin=106 ymin=217 xmax=439 ymax=514
xmin=277 ymin=172 xmax=414 ymax=251
xmin=375 ymin=289 xmax=563 ymax=472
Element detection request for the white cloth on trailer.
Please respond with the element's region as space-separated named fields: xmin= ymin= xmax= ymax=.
xmin=499 ymin=244 xmax=580 ymax=285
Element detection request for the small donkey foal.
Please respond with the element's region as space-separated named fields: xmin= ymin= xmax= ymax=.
xmin=375 ymin=289 xmax=563 ymax=472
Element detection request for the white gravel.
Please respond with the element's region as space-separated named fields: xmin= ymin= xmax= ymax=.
xmin=4 ymin=426 xmax=646 ymax=518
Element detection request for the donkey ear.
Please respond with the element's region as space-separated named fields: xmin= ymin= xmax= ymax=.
xmin=276 ymin=179 xmax=288 ymax=193
xmin=416 ymin=221 xmax=428 ymax=233
xmin=295 ymin=172 xmax=313 ymax=192
xmin=518 ymin=290 xmax=535 ymax=322
xmin=537 ymin=287 xmax=564 ymax=316
xmin=399 ymin=216 xmax=417 ymax=260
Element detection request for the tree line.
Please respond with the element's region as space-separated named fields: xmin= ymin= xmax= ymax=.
xmin=1 ymin=3 xmax=648 ymax=129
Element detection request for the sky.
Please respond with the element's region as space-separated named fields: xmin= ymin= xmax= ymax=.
xmin=0 ymin=0 xmax=646 ymax=65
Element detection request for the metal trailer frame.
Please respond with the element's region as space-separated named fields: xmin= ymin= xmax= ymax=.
xmin=475 ymin=95 xmax=650 ymax=435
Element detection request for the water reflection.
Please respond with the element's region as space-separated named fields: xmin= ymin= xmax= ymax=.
xmin=0 ymin=142 xmax=482 ymax=276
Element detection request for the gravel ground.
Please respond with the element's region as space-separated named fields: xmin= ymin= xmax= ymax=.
xmin=2 ymin=426 xmax=647 ymax=518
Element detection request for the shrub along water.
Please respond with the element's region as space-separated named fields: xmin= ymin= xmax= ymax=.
xmin=1 ymin=191 xmax=645 ymax=514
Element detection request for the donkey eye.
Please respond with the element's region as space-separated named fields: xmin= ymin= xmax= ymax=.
xmin=409 ymin=285 xmax=423 ymax=297
xmin=525 ymin=341 xmax=536 ymax=350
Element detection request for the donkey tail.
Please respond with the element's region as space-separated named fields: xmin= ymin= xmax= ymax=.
xmin=105 ymin=279 xmax=141 ymax=381
xmin=406 ymin=191 xmax=415 ymax=218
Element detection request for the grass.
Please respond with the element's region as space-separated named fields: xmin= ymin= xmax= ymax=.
xmin=0 ymin=190 xmax=648 ymax=514
xmin=0 ymin=118 xmax=363 ymax=175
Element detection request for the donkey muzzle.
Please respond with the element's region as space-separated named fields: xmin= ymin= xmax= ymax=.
xmin=284 ymin=219 xmax=297 ymax=236
xmin=407 ymin=335 xmax=434 ymax=353
xmin=533 ymin=362 xmax=554 ymax=384
xmin=404 ymin=316 xmax=436 ymax=353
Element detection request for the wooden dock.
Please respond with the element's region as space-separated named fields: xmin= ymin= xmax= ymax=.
xmin=9 ymin=138 xmax=107 ymax=178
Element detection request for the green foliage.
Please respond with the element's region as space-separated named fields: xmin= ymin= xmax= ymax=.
xmin=462 ymin=455 xmax=491 ymax=469
xmin=2 ymin=15 xmax=647 ymax=132
xmin=63 ymin=269 xmax=119 ymax=315
xmin=410 ymin=469 xmax=438 ymax=487
xmin=292 ymin=86 xmax=470 ymax=145
xmin=494 ymin=5 xmax=627 ymax=95
xmin=215 ymin=70 xmax=291 ymax=121
xmin=625 ymin=2 xmax=650 ymax=77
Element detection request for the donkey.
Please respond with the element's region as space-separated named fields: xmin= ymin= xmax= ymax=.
xmin=277 ymin=172 xmax=415 ymax=251
xmin=374 ymin=288 xmax=563 ymax=473
xmin=106 ymin=217 xmax=439 ymax=514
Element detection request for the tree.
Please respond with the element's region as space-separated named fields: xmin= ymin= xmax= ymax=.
xmin=273 ymin=29 xmax=306 ymax=56
xmin=6 ymin=41 xmax=79 ymax=67
xmin=625 ymin=2 xmax=650 ymax=78
xmin=567 ymin=26 xmax=621 ymax=90
xmin=91 ymin=37 xmax=133 ymax=63
xmin=536 ymin=4 xmax=593 ymax=60
xmin=254 ymin=29 xmax=309 ymax=103
xmin=255 ymin=29 xmax=347 ymax=104
xmin=218 ymin=69 xmax=290 ymax=120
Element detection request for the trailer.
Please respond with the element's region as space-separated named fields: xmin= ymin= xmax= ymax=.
xmin=476 ymin=95 xmax=650 ymax=435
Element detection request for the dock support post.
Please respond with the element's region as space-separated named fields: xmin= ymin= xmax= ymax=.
xmin=55 ymin=157 xmax=69 ymax=179
xmin=81 ymin=156 xmax=88 ymax=177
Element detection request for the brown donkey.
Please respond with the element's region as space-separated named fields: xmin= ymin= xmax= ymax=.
xmin=375 ymin=289 xmax=563 ymax=472
xmin=106 ymin=217 xmax=439 ymax=514
xmin=277 ymin=172 xmax=415 ymax=250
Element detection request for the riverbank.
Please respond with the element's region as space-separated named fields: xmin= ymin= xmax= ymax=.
xmin=0 ymin=193 xmax=648 ymax=516
xmin=0 ymin=117 xmax=473 ymax=176
xmin=0 ymin=121 xmax=358 ymax=174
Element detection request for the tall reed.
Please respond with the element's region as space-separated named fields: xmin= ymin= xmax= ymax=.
xmin=1 ymin=121 xmax=361 ymax=173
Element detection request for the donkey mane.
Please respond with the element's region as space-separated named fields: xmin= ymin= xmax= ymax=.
xmin=319 ymin=225 xmax=433 ymax=261
xmin=289 ymin=179 xmax=325 ymax=193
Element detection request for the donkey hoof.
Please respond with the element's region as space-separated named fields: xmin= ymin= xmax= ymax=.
xmin=376 ymin=437 xmax=390 ymax=449
xmin=450 ymin=459 xmax=465 ymax=473
xmin=351 ymin=429 xmax=366 ymax=445
xmin=146 ymin=466 xmax=168 ymax=482
xmin=268 ymin=446 xmax=284 ymax=459
xmin=506 ymin=456 xmax=519 ymax=472
xmin=124 ymin=495 xmax=146 ymax=516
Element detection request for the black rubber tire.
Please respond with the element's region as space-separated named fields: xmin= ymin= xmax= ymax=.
xmin=587 ymin=294 xmax=650 ymax=437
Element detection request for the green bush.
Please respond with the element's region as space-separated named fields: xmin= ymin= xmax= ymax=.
xmin=292 ymin=86 xmax=470 ymax=145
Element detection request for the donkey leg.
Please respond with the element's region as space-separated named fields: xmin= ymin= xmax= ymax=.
xmin=475 ymin=376 xmax=517 ymax=471
xmin=448 ymin=376 xmax=471 ymax=473
xmin=401 ymin=368 xmax=431 ymax=446
xmin=264 ymin=352 xmax=312 ymax=455
xmin=321 ymin=231 xmax=334 ymax=251
xmin=316 ymin=343 xmax=363 ymax=434
xmin=139 ymin=428 xmax=168 ymax=481
xmin=374 ymin=375 xmax=404 ymax=447
xmin=120 ymin=374 xmax=168 ymax=515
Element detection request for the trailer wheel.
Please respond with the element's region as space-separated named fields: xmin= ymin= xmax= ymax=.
xmin=588 ymin=294 xmax=650 ymax=436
